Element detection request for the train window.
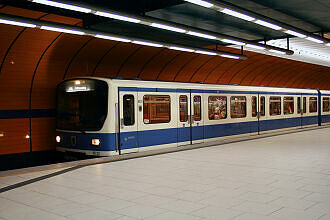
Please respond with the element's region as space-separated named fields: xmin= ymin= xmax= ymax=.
xmin=284 ymin=97 xmax=294 ymax=115
xmin=143 ymin=95 xmax=171 ymax=124
xmin=297 ymin=97 xmax=301 ymax=114
xmin=303 ymin=97 xmax=307 ymax=113
xmin=123 ymin=95 xmax=135 ymax=126
xmin=208 ymin=96 xmax=227 ymax=120
xmin=323 ymin=97 xmax=330 ymax=112
xmin=309 ymin=97 xmax=318 ymax=113
xmin=252 ymin=96 xmax=257 ymax=117
xmin=179 ymin=95 xmax=188 ymax=122
xmin=230 ymin=96 xmax=246 ymax=118
xmin=269 ymin=97 xmax=281 ymax=116
xmin=194 ymin=96 xmax=201 ymax=121
xmin=260 ymin=96 xmax=265 ymax=116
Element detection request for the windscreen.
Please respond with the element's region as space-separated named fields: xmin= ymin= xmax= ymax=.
xmin=56 ymin=79 xmax=108 ymax=131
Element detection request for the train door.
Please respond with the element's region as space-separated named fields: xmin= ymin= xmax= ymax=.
xmin=297 ymin=95 xmax=303 ymax=127
xmin=191 ymin=92 xmax=204 ymax=144
xmin=178 ymin=92 xmax=191 ymax=146
xmin=258 ymin=95 xmax=266 ymax=133
xmin=119 ymin=89 xmax=139 ymax=153
xmin=301 ymin=96 xmax=307 ymax=127
xmin=251 ymin=94 xmax=261 ymax=134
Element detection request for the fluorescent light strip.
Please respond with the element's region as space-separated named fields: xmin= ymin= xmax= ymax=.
xmin=220 ymin=54 xmax=240 ymax=59
xmin=168 ymin=46 xmax=195 ymax=52
xmin=0 ymin=19 xmax=36 ymax=28
xmin=95 ymin=11 xmax=141 ymax=23
xmin=150 ymin=23 xmax=186 ymax=33
xmin=195 ymin=50 xmax=217 ymax=55
xmin=95 ymin=34 xmax=131 ymax=42
xmin=305 ymin=37 xmax=324 ymax=44
xmin=32 ymin=0 xmax=91 ymax=13
xmin=132 ymin=41 xmax=163 ymax=47
xmin=269 ymin=49 xmax=286 ymax=55
xmin=221 ymin=39 xmax=246 ymax=46
xmin=326 ymin=43 xmax=330 ymax=47
xmin=184 ymin=0 xmax=214 ymax=8
xmin=187 ymin=31 xmax=217 ymax=40
xmin=40 ymin=26 xmax=85 ymax=35
xmin=220 ymin=8 xmax=255 ymax=21
xmin=245 ymin=44 xmax=265 ymax=50
xmin=254 ymin=20 xmax=282 ymax=30
xmin=284 ymin=30 xmax=306 ymax=38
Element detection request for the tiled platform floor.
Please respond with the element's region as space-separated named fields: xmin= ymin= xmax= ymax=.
xmin=1 ymin=128 xmax=330 ymax=220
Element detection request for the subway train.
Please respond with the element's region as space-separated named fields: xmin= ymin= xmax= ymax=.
xmin=55 ymin=78 xmax=330 ymax=156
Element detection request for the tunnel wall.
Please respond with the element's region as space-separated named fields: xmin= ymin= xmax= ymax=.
xmin=0 ymin=6 xmax=329 ymax=155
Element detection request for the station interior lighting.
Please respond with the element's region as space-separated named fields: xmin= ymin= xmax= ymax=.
xmin=183 ymin=0 xmax=330 ymax=47
xmin=0 ymin=16 xmax=247 ymax=59
xmin=32 ymin=0 xmax=92 ymax=13
xmin=254 ymin=20 xmax=282 ymax=31
xmin=0 ymin=18 xmax=36 ymax=28
xmin=220 ymin=8 xmax=255 ymax=21
xmin=27 ymin=0 xmax=294 ymax=55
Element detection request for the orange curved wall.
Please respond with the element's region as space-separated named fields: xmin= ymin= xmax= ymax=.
xmin=0 ymin=6 xmax=329 ymax=155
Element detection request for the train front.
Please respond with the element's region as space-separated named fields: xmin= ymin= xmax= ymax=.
xmin=55 ymin=78 xmax=115 ymax=156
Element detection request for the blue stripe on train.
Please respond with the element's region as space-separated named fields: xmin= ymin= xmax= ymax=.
xmin=56 ymin=116 xmax=319 ymax=152
xmin=322 ymin=114 xmax=330 ymax=123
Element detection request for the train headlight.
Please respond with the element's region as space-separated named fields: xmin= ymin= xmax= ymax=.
xmin=56 ymin=136 xmax=61 ymax=143
xmin=92 ymin=138 xmax=100 ymax=146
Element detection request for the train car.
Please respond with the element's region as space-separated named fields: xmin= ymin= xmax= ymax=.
xmin=55 ymin=77 xmax=326 ymax=156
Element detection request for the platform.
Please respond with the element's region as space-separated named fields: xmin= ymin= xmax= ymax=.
xmin=1 ymin=128 xmax=330 ymax=220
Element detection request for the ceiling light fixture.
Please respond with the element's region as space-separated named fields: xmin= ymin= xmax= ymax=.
xmin=221 ymin=39 xmax=246 ymax=46
xmin=184 ymin=0 xmax=214 ymax=8
xmin=220 ymin=8 xmax=255 ymax=21
xmin=245 ymin=44 xmax=265 ymax=50
xmin=32 ymin=0 xmax=92 ymax=13
xmin=150 ymin=23 xmax=186 ymax=33
xmin=254 ymin=20 xmax=282 ymax=30
xmin=220 ymin=54 xmax=240 ymax=59
xmin=269 ymin=49 xmax=286 ymax=55
xmin=132 ymin=41 xmax=164 ymax=47
xmin=0 ymin=19 xmax=36 ymax=28
xmin=305 ymin=37 xmax=324 ymax=44
xmin=95 ymin=34 xmax=131 ymax=42
xmin=187 ymin=31 xmax=217 ymax=40
xmin=94 ymin=11 xmax=141 ymax=23
xmin=195 ymin=50 xmax=217 ymax=55
xmin=168 ymin=46 xmax=195 ymax=52
xmin=284 ymin=30 xmax=307 ymax=38
xmin=40 ymin=25 xmax=85 ymax=35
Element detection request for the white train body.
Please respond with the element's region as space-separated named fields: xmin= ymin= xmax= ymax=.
xmin=55 ymin=78 xmax=330 ymax=156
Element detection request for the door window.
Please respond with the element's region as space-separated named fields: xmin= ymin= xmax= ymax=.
xmin=194 ymin=96 xmax=201 ymax=121
xmin=179 ymin=95 xmax=188 ymax=122
xmin=252 ymin=96 xmax=257 ymax=117
xmin=303 ymin=97 xmax=307 ymax=113
xmin=260 ymin=96 xmax=265 ymax=116
xmin=123 ymin=95 xmax=135 ymax=126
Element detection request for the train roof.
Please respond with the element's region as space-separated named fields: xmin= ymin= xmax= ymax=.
xmin=65 ymin=77 xmax=320 ymax=94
